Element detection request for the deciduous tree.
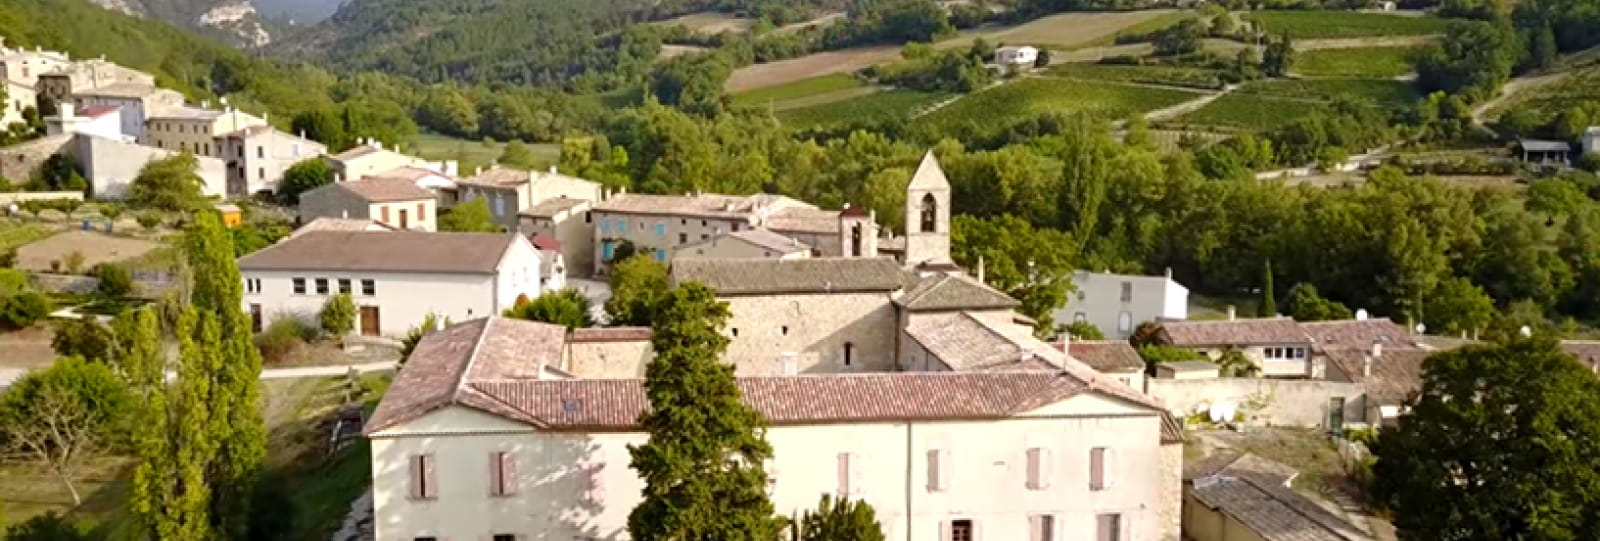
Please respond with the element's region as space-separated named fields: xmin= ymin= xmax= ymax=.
xmin=0 ymin=357 xmax=132 ymax=505
xmin=793 ymin=495 xmax=884 ymax=541
xmin=320 ymin=293 xmax=356 ymax=338
xmin=605 ymin=255 xmax=670 ymax=327
xmin=503 ymin=288 xmax=593 ymax=329
xmin=128 ymin=153 xmax=206 ymax=211
xmin=278 ymin=158 xmax=334 ymax=205
xmin=438 ymin=198 xmax=502 ymax=232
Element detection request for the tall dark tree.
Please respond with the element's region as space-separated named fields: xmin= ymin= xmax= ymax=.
xmin=1259 ymin=260 xmax=1277 ymax=317
xmin=1372 ymin=339 xmax=1600 ymax=539
xmin=1261 ymin=34 xmax=1294 ymax=77
xmin=627 ymin=283 xmax=783 ymax=541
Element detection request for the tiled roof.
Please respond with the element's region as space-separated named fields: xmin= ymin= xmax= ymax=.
xmin=530 ymin=234 xmax=563 ymax=252
xmin=468 ymin=372 xmax=1094 ymax=430
xmin=764 ymin=206 xmax=842 ymax=234
xmin=458 ymin=167 xmax=529 ymax=188
xmin=331 ymin=144 xmax=384 ymax=161
xmin=567 ymin=327 xmax=652 ymax=343
xmin=290 ymin=218 xmax=394 ymax=236
xmin=907 ymin=151 xmax=950 ymax=190
xmin=1187 ymin=453 xmax=1373 ymax=541
xmin=1158 ymin=317 xmax=1309 ymax=346
xmin=594 ymin=192 xmax=807 ymax=220
xmin=237 ymin=231 xmax=518 ymax=274
xmin=680 ymin=229 xmax=808 ymax=255
xmin=520 ymin=197 xmax=588 ymax=218
xmin=1300 ymin=319 xmax=1417 ymax=352
xmin=367 ymin=166 xmax=445 ymax=183
xmin=1561 ymin=340 xmax=1600 ymax=372
xmin=896 ymin=273 xmax=1019 ymax=311
xmin=1067 ymin=340 xmax=1145 ymax=372
xmin=839 ymin=205 xmax=869 ymax=218
xmin=1323 ymin=348 xmax=1433 ymax=405
xmin=671 ymin=257 xmax=908 ymax=295
xmin=905 ymin=312 xmax=1061 ymax=372
xmin=72 ymin=82 xmax=161 ymax=98
xmin=329 ymin=176 xmax=434 ymax=202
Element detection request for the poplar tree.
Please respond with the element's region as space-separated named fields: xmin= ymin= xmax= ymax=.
xmin=1259 ymin=260 xmax=1277 ymax=317
xmin=627 ymin=283 xmax=783 ymax=541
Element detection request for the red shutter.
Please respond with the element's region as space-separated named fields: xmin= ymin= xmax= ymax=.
xmin=381 ymin=205 xmax=391 ymax=223
xmin=418 ymin=203 xmax=427 ymax=221
xmin=1090 ymin=447 xmax=1105 ymax=491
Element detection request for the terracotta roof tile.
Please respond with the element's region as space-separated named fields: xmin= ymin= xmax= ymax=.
xmin=1068 ymin=340 xmax=1145 ymax=372
xmin=896 ymin=273 xmax=1019 ymax=311
xmin=1561 ymin=340 xmax=1600 ymax=372
xmin=671 ymin=257 xmax=908 ymax=295
xmin=764 ymin=206 xmax=842 ymax=234
xmin=905 ymin=312 xmax=1059 ymax=371
xmin=238 ymin=231 xmax=518 ymax=274
xmin=290 ymin=218 xmax=394 ymax=236
xmin=329 ymin=176 xmax=434 ymax=202
xmin=1187 ymin=453 xmax=1373 ymax=541
xmin=458 ymin=167 xmax=530 ymax=188
xmin=520 ymin=198 xmax=588 ymax=218
xmin=1159 ymin=317 xmax=1310 ymax=346
xmin=530 ymin=234 xmax=563 ymax=252
xmin=594 ymin=192 xmax=807 ymax=220
xmin=679 ymin=229 xmax=808 ymax=255
xmin=1300 ymin=319 xmax=1418 ymax=352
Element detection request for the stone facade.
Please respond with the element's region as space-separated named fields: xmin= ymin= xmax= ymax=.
xmin=217 ymin=126 xmax=325 ymax=196
xmin=73 ymin=85 xmax=183 ymax=141
xmin=564 ymin=335 xmax=652 ymax=378
xmin=298 ymin=184 xmax=438 ymax=232
xmin=904 ymin=152 xmax=953 ymax=266
xmin=720 ymin=292 xmax=900 ymax=375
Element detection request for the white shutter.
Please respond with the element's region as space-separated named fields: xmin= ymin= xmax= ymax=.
xmin=1028 ymin=516 xmax=1042 ymax=541
xmin=927 ymin=449 xmax=949 ymax=492
xmin=938 ymin=521 xmax=950 ymax=541
xmin=422 ymin=455 xmax=437 ymax=499
xmin=501 ymin=452 xmax=518 ymax=496
xmin=1026 ymin=448 xmax=1041 ymax=490
xmin=836 ymin=452 xmax=851 ymax=496
xmin=1040 ymin=448 xmax=1053 ymax=489
xmin=849 ymin=453 xmax=863 ymax=495
xmin=1090 ymin=447 xmax=1105 ymax=491
xmin=1105 ymin=448 xmax=1115 ymax=490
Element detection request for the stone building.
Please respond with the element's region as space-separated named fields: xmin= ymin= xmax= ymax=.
xmin=457 ymin=166 xmax=603 ymax=230
xmin=34 ymin=58 xmax=155 ymax=114
xmin=145 ymin=105 xmax=267 ymax=156
xmin=216 ymin=125 xmax=325 ymax=196
xmin=672 ymin=228 xmax=811 ymax=261
xmin=298 ymin=176 xmax=439 ymax=231
xmin=72 ymin=83 xmax=183 ymax=141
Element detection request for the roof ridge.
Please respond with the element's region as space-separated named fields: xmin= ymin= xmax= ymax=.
xmin=455 ymin=317 xmax=496 ymax=399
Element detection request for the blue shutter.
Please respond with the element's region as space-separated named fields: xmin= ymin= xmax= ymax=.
xmin=655 ymin=248 xmax=666 ymax=261
xmin=600 ymin=220 xmax=611 ymax=233
xmin=602 ymin=241 xmax=614 ymax=261
xmin=618 ymin=218 xmax=628 ymax=231
xmin=655 ymin=222 xmax=666 ymax=236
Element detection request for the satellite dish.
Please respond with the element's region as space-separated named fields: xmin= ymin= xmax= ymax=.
xmin=1520 ymin=325 xmax=1533 ymax=337
xmin=1209 ymin=402 xmax=1237 ymax=424
xmin=1355 ymin=308 xmax=1369 ymax=321
xmin=1415 ymin=323 xmax=1426 ymax=334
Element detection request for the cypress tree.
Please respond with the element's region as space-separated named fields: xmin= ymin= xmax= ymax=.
xmin=1259 ymin=260 xmax=1277 ymax=317
xmin=183 ymin=212 xmax=266 ymax=539
xmin=627 ymin=283 xmax=783 ymax=541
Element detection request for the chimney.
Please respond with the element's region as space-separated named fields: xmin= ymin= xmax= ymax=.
xmin=1371 ymin=340 xmax=1382 ymax=359
xmin=1355 ymin=308 xmax=1369 ymax=321
xmin=1226 ymin=305 xmax=1236 ymax=321
xmin=1020 ymin=346 xmax=1035 ymax=362
xmin=58 ymin=102 xmax=74 ymax=120
xmin=341 ymin=209 xmax=349 ymax=219
xmin=1164 ymin=267 xmax=1173 ymax=279
xmin=977 ymin=255 xmax=986 ymax=283
xmin=1362 ymin=354 xmax=1372 ymax=378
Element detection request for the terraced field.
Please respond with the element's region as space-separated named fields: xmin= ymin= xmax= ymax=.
xmin=1242 ymin=11 xmax=1451 ymax=39
xmin=1295 ymin=46 xmax=1419 ymax=77
xmin=916 ymin=78 xmax=1204 ymax=135
xmin=778 ymin=89 xmax=954 ymax=129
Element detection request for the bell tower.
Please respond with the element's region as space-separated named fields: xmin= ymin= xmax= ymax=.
xmin=837 ymin=204 xmax=878 ymax=258
xmin=903 ymin=151 xmax=951 ymax=266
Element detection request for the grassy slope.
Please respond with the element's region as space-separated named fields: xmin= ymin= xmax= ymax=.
xmin=1082 ymin=11 xmax=1196 ymax=47
xmin=1295 ymin=46 xmax=1419 ymax=77
xmin=1177 ymin=92 xmax=1326 ymax=130
xmin=916 ymin=77 xmax=1202 ymax=133
xmin=1242 ymin=11 xmax=1450 ymax=39
xmin=408 ymin=134 xmax=561 ymax=174
xmin=730 ymin=73 xmax=868 ymax=107
xmin=1241 ymin=78 xmax=1422 ymax=106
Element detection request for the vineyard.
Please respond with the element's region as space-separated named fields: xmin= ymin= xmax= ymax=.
xmin=778 ymin=89 xmax=954 ymax=129
xmin=915 ymin=78 xmax=1204 ymax=136
xmin=1242 ymin=11 xmax=1451 ymax=39
xmin=731 ymin=73 xmax=868 ymax=108
xmin=1295 ymin=46 xmax=1420 ymax=78
xmin=1176 ymin=92 xmax=1326 ymax=131
xmin=1239 ymin=78 xmax=1423 ymax=106
xmin=1044 ymin=64 xmax=1226 ymax=90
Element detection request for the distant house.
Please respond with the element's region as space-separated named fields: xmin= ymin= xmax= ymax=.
xmin=1155 ymin=316 xmax=1315 ymax=377
xmin=326 ymin=140 xmax=458 ymax=181
xmin=298 ymin=176 xmax=439 ymax=231
xmin=1066 ymin=339 xmax=1149 ymax=391
xmin=458 ymin=166 xmax=602 ymax=230
xmin=673 ymin=228 xmax=811 ymax=261
xmin=216 ymin=125 xmax=325 ymax=196
xmin=1581 ymin=126 xmax=1600 ymax=156
xmin=45 ymin=103 xmax=122 ymax=140
xmin=237 ymin=230 xmax=543 ymax=337
xmin=1515 ymin=138 xmax=1571 ymax=165
xmin=1056 ymin=270 xmax=1189 ymax=339
xmin=519 ymin=197 xmax=596 ymax=277
xmin=995 ymin=45 xmax=1040 ymax=66
xmin=1183 ymin=453 xmax=1374 ymax=541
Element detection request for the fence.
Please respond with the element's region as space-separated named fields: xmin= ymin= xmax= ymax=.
xmin=1147 ymin=377 xmax=1367 ymax=428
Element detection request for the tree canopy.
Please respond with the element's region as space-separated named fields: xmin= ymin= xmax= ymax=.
xmin=438 ymin=198 xmax=502 ymax=233
xmin=503 ymin=289 xmax=594 ymax=329
xmin=605 ymin=255 xmax=671 ymax=327
xmin=128 ymin=153 xmax=206 ymax=211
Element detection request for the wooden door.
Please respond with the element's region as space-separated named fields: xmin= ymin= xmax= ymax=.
xmin=359 ymin=306 xmax=380 ymax=336
xmin=249 ymin=304 xmax=262 ymax=333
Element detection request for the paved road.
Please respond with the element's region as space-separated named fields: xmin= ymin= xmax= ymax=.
xmin=0 ymin=361 xmax=398 ymax=389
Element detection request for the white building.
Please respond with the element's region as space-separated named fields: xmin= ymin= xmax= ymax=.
xmin=1056 ymin=270 xmax=1189 ymax=339
xmin=995 ymin=45 xmax=1040 ymax=66
xmin=72 ymin=83 xmax=184 ymax=141
xmin=298 ymin=176 xmax=440 ymax=232
xmin=1581 ymin=126 xmax=1600 ymax=157
xmin=364 ymin=317 xmax=1186 ymax=541
xmin=236 ymin=230 xmax=544 ymax=337
xmin=45 ymin=104 xmax=124 ymax=140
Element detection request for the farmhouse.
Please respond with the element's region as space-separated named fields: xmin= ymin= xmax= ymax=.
xmin=298 ymin=176 xmax=439 ymax=231
xmin=237 ymin=230 xmax=546 ymax=337
xmin=995 ymin=45 xmax=1040 ymax=66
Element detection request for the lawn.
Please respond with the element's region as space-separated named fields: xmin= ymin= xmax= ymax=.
xmin=778 ymin=89 xmax=954 ymax=129
xmin=916 ymin=78 xmax=1204 ymax=135
xmin=0 ymin=220 xmax=54 ymax=254
xmin=1046 ymin=63 xmax=1228 ymax=89
xmin=408 ymin=133 xmax=561 ymax=175
xmin=731 ymin=73 xmax=869 ymax=107
xmin=1177 ymin=92 xmax=1327 ymax=131
xmin=1243 ymin=11 xmax=1451 ymax=39
xmin=1240 ymin=78 xmax=1422 ymax=106
xmin=1295 ymin=46 xmax=1420 ymax=77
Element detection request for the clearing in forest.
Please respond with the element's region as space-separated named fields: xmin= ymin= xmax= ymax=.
xmin=653 ymin=11 xmax=756 ymax=34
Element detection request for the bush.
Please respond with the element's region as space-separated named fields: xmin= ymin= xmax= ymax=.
xmin=51 ymin=317 xmax=113 ymax=363
xmin=63 ymin=250 xmax=85 ymax=274
xmin=319 ymin=293 xmax=356 ymax=338
xmin=6 ymin=512 xmax=89 ymax=541
xmin=1061 ymin=320 xmax=1105 ymax=340
xmin=95 ymin=263 xmax=133 ymax=297
xmin=0 ymin=291 xmax=51 ymax=328
xmin=255 ymin=316 xmax=316 ymax=364
xmin=135 ymin=210 xmax=163 ymax=231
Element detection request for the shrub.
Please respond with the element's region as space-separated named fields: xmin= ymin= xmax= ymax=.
xmin=95 ymin=263 xmax=133 ymax=297
xmin=0 ymin=291 xmax=52 ymax=328
xmin=255 ymin=316 xmax=315 ymax=365
xmin=51 ymin=317 xmax=113 ymax=363
xmin=1061 ymin=320 xmax=1105 ymax=340
xmin=135 ymin=210 xmax=163 ymax=231
xmin=63 ymin=251 xmax=85 ymax=275
xmin=319 ymin=293 xmax=356 ymax=338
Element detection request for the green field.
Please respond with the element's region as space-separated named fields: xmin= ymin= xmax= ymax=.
xmin=916 ymin=78 xmax=1204 ymax=134
xmin=408 ymin=133 xmax=561 ymax=174
xmin=1177 ymin=93 xmax=1326 ymax=130
xmin=1240 ymin=78 xmax=1422 ymax=106
xmin=1089 ymin=11 xmax=1197 ymax=47
xmin=1046 ymin=63 xmax=1227 ymax=89
xmin=778 ymin=89 xmax=954 ymax=129
xmin=731 ymin=73 xmax=867 ymax=106
xmin=0 ymin=221 xmax=52 ymax=253
xmin=1243 ymin=11 xmax=1451 ymax=39
xmin=1295 ymin=46 xmax=1420 ymax=77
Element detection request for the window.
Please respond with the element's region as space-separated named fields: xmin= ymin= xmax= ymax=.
xmin=338 ymin=279 xmax=352 ymax=294
xmin=256 ymin=145 xmax=264 ymax=158
xmin=1117 ymin=312 xmax=1133 ymax=333
xmin=731 ymin=328 xmax=739 ymax=337
xmin=1265 ymin=347 xmax=1307 ymax=360
xmin=1120 ymin=281 xmax=1132 ymax=302
xmin=843 ymin=342 xmax=854 ymax=366
xmin=654 ymin=248 xmax=665 ymax=262
xmin=314 ymin=278 xmax=329 ymax=295
xmin=948 ymin=519 xmax=973 ymax=541
xmin=361 ymin=279 xmax=376 ymax=296
xmin=292 ymin=278 xmax=306 ymax=295
xmin=1074 ymin=312 xmax=1088 ymax=323
xmin=1090 ymin=447 xmax=1113 ymax=491
xmin=414 ymin=538 xmax=437 ymax=541
xmin=582 ymin=462 xmax=606 ymax=505
xmin=490 ymin=451 xmax=517 ymax=497
xmin=1095 ymin=514 xmax=1121 ymax=541
xmin=381 ymin=206 xmax=390 ymax=223
xmin=1030 ymin=515 xmax=1055 ymax=541
xmin=701 ymin=234 xmax=709 ymax=240
xmin=1026 ymin=447 xmax=1052 ymax=490
xmin=850 ymin=223 xmax=862 ymax=257
xmin=732 ymin=222 xmax=741 ymax=232
xmin=636 ymin=221 xmax=644 ymax=231
xmin=927 ymin=449 xmax=949 ymax=492
xmin=836 ymin=452 xmax=862 ymax=495
xmin=602 ymin=241 xmax=615 ymax=261
xmin=920 ymin=193 xmax=938 ymax=233
xmin=600 ymin=219 xmax=610 ymax=233
xmin=259 ymin=167 xmax=265 ymax=180
xmin=203 ymin=143 xmax=210 ymax=156
xmin=678 ymin=232 xmax=687 ymax=244
xmin=417 ymin=203 xmax=426 ymax=221
xmin=492 ymin=536 xmax=515 ymax=541
xmin=409 ymin=454 xmax=436 ymax=500
xmin=584 ymin=212 xmax=592 ymax=224
xmin=399 ymin=209 xmax=409 ymax=229
xmin=654 ymin=222 xmax=666 ymax=236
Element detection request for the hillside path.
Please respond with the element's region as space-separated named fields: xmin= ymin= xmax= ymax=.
xmin=1143 ymin=83 xmax=1236 ymax=121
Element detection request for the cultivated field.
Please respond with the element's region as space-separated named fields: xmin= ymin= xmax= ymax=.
xmin=1242 ymin=11 xmax=1450 ymax=39
xmin=917 ymin=77 xmax=1204 ymax=134
xmin=1176 ymin=92 xmax=1325 ymax=130
xmin=14 ymin=231 xmax=161 ymax=272
xmin=1046 ymin=63 xmax=1227 ymax=89
xmin=658 ymin=44 xmax=710 ymax=60
xmin=779 ymin=89 xmax=954 ymax=129
xmin=653 ymin=11 xmax=756 ymax=34
xmin=1239 ymin=78 xmax=1422 ymax=106
xmin=726 ymin=10 xmax=1179 ymax=92
xmin=731 ymin=73 xmax=868 ymax=107
xmin=1295 ymin=46 xmax=1419 ymax=77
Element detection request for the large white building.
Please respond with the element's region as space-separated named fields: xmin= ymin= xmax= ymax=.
xmin=365 ymin=318 xmax=1185 ymax=541
xmin=1056 ymin=270 xmax=1189 ymax=339
xmin=237 ymin=230 xmax=546 ymax=337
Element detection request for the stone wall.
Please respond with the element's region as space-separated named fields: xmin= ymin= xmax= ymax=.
xmin=1147 ymin=378 xmax=1367 ymax=428
xmin=0 ymin=190 xmax=84 ymax=204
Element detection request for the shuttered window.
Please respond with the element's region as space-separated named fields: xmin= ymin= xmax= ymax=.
xmin=1096 ymin=514 xmax=1121 ymax=541
xmin=927 ymin=449 xmax=949 ymax=492
xmin=409 ymin=454 xmax=436 ymax=500
xmin=1025 ymin=447 xmax=1052 ymax=490
xmin=490 ymin=451 xmax=517 ymax=497
xmin=417 ymin=203 xmax=426 ymax=221
xmin=1029 ymin=515 xmax=1054 ymax=541
xmin=1090 ymin=447 xmax=1113 ymax=491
